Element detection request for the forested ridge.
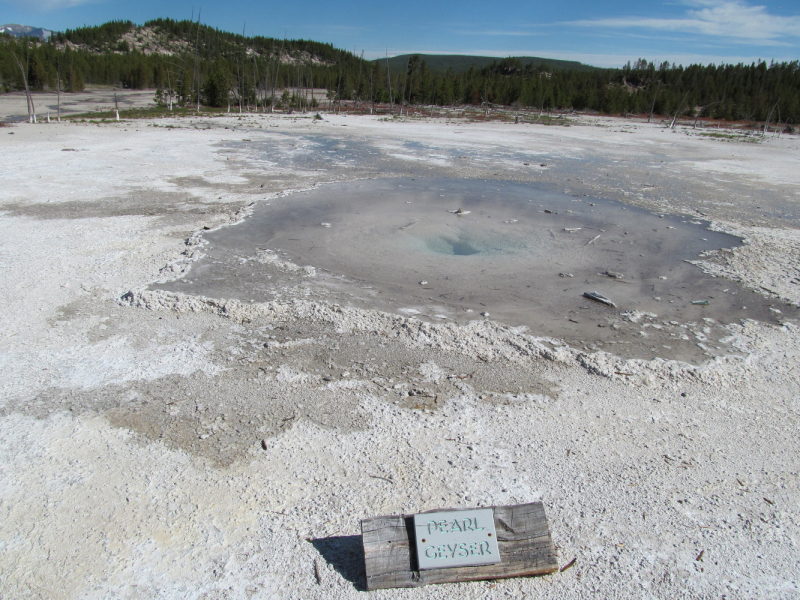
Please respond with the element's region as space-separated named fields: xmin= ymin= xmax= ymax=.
xmin=384 ymin=53 xmax=597 ymax=74
xmin=2 ymin=19 xmax=798 ymax=124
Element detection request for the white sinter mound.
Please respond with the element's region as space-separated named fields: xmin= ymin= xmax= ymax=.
xmin=1 ymin=104 xmax=798 ymax=599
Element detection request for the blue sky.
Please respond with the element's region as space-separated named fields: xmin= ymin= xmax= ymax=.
xmin=2 ymin=0 xmax=799 ymax=67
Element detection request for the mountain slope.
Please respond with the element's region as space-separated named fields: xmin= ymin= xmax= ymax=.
xmin=0 ymin=24 xmax=52 ymax=41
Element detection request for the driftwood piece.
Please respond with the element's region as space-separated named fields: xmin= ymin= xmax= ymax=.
xmin=361 ymin=502 xmax=557 ymax=590
xmin=583 ymin=291 xmax=617 ymax=307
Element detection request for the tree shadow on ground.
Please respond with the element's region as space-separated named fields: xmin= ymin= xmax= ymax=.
xmin=310 ymin=535 xmax=367 ymax=591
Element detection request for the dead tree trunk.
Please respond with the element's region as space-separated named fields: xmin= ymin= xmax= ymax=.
xmin=237 ymin=62 xmax=242 ymax=113
xmin=252 ymin=46 xmax=259 ymax=112
xmin=368 ymin=66 xmax=375 ymax=114
xmin=399 ymin=57 xmax=410 ymax=116
xmin=267 ymin=42 xmax=275 ymax=113
xmin=538 ymin=86 xmax=545 ymax=118
xmin=648 ymin=81 xmax=661 ymax=123
xmin=239 ymin=22 xmax=246 ymax=113
xmin=56 ymin=68 xmax=61 ymax=121
xmin=309 ymin=68 xmax=314 ymax=111
xmin=166 ymin=69 xmax=173 ymax=110
xmin=355 ymin=50 xmax=363 ymax=112
xmin=270 ymin=40 xmax=284 ymax=113
xmin=191 ymin=9 xmax=202 ymax=111
xmin=406 ymin=61 xmax=414 ymax=116
xmin=693 ymin=101 xmax=719 ymax=128
xmin=336 ymin=59 xmax=342 ymax=114
xmin=763 ymin=98 xmax=780 ymax=135
xmin=13 ymin=53 xmax=35 ymax=123
xmin=385 ymin=49 xmax=393 ymax=113
xmin=669 ymin=90 xmax=691 ymax=129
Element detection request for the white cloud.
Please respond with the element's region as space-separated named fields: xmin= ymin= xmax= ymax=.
xmin=567 ymin=1 xmax=800 ymax=45
xmin=2 ymin=0 xmax=99 ymax=10
xmin=456 ymin=30 xmax=541 ymax=37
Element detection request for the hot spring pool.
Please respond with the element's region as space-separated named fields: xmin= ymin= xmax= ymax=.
xmin=154 ymin=178 xmax=795 ymax=363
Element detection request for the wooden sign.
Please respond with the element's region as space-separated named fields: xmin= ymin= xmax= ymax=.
xmin=361 ymin=502 xmax=558 ymax=590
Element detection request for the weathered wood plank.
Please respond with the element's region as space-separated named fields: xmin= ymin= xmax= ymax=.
xmin=361 ymin=502 xmax=558 ymax=590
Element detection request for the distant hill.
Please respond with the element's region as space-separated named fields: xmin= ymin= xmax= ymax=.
xmin=381 ymin=54 xmax=600 ymax=73
xmin=0 ymin=24 xmax=53 ymax=40
xmin=48 ymin=19 xmax=345 ymax=66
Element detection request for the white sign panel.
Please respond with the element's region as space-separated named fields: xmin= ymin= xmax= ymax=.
xmin=413 ymin=508 xmax=501 ymax=570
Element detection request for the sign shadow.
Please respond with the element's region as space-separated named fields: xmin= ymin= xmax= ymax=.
xmin=310 ymin=535 xmax=367 ymax=591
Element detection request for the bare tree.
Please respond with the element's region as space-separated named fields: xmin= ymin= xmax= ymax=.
xmin=266 ymin=41 xmax=274 ymax=112
xmin=239 ymin=23 xmax=246 ymax=113
xmin=400 ymin=57 xmax=410 ymax=115
xmin=252 ymin=41 xmax=259 ymax=112
xmin=538 ymin=84 xmax=545 ymax=118
xmin=430 ymin=77 xmax=437 ymax=117
xmin=166 ymin=68 xmax=174 ymax=110
xmin=56 ymin=58 xmax=61 ymax=121
xmin=191 ymin=9 xmax=202 ymax=111
xmin=308 ymin=61 xmax=314 ymax=111
xmin=12 ymin=52 xmax=35 ymax=123
xmin=774 ymin=106 xmax=783 ymax=137
xmin=355 ymin=50 xmax=363 ymax=111
xmin=177 ymin=10 xmax=193 ymax=104
xmin=385 ymin=48 xmax=393 ymax=113
xmin=335 ymin=58 xmax=342 ymax=114
xmin=669 ymin=89 xmax=692 ymax=129
xmin=693 ymin=101 xmax=719 ymax=128
xmin=406 ymin=58 xmax=415 ymax=115
xmin=763 ymin=98 xmax=780 ymax=135
xmin=647 ymin=81 xmax=661 ymax=123
xmin=368 ymin=62 xmax=375 ymax=114
xmin=270 ymin=39 xmax=285 ymax=113
xmin=261 ymin=49 xmax=269 ymax=111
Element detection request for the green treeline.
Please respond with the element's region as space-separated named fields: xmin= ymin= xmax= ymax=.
xmin=1 ymin=20 xmax=798 ymax=123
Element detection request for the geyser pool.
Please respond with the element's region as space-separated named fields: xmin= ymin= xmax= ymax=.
xmin=154 ymin=178 xmax=794 ymax=363
xmin=426 ymin=236 xmax=482 ymax=256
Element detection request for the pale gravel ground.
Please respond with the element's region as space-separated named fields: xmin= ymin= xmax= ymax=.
xmin=0 ymin=89 xmax=158 ymax=122
xmin=0 ymin=106 xmax=799 ymax=599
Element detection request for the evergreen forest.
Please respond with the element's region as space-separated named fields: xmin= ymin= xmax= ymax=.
xmin=1 ymin=18 xmax=798 ymax=124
